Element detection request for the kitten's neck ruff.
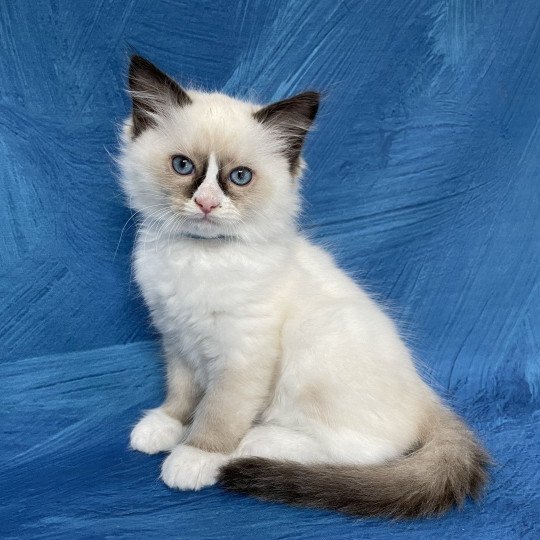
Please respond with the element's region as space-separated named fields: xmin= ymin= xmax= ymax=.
xmin=135 ymin=221 xmax=296 ymax=287
xmin=138 ymin=219 xmax=298 ymax=248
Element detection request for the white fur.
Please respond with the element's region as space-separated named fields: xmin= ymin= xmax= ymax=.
xmin=122 ymin=85 xmax=441 ymax=490
xmin=161 ymin=445 xmax=228 ymax=490
xmin=129 ymin=407 xmax=184 ymax=454
xmin=193 ymin=153 xmax=222 ymax=211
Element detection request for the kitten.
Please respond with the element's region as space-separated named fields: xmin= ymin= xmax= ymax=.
xmin=121 ymin=55 xmax=489 ymax=518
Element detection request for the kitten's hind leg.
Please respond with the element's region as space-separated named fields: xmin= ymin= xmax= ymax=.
xmin=161 ymin=424 xmax=327 ymax=491
xmin=232 ymin=424 xmax=329 ymax=462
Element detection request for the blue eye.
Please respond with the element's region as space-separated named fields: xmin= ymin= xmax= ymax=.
xmin=229 ymin=167 xmax=253 ymax=186
xmin=172 ymin=155 xmax=195 ymax=175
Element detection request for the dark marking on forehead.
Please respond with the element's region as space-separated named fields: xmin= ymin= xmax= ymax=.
xmin=216 ymin=157 xmax=231 ymax=197
xmin=183 ymin=154 xmax=242 ymax=199
xmin=197 ymin=154 xmax=233 ymax=198
xmin=186 ymin=158 xmax=208 ymax=198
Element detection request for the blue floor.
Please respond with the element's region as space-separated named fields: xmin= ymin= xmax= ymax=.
xmin=1 ymin=343 xmax=538 ymax=539
xmin=1 ymin=1 xmax=539 ymax=538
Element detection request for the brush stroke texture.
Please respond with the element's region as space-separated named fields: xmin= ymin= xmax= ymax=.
xmin=0 ymin=0 xmax=538 ymax=537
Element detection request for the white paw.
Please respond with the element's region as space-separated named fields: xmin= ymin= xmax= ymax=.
xmin=161 ymin=445 xmax=227 ymax=490
xmin=130 ymin=408 xmax=184 ymax=454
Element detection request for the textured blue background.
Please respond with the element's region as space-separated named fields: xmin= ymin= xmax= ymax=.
xmin=1 ymin=1 xmax=538 ymax=538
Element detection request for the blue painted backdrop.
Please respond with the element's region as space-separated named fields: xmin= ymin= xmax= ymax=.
xmin=1 ymin=1 xmax=538 ymax=538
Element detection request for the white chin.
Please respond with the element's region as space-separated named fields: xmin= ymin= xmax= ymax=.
xmin=183 ymin=218 xmax=230 ymax=239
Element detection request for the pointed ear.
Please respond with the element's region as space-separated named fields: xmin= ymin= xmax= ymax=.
xmin=253 ymin=91 xmax=320 ymax=173
xmin=128 ymin=55 xmax=191 ymax=138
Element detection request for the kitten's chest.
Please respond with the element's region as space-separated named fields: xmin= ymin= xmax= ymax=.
xmin=134 ymin=237 xmax=288 ymax=354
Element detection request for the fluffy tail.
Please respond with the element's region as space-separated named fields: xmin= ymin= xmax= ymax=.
xmin=218 ymin=410 xmax=490 ymax=518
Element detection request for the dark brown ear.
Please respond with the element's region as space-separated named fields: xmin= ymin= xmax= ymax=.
xmin=128 ymin=55 xmax=191 ymax=138
xmin=253 ymin=91 xmax=320 ymax=174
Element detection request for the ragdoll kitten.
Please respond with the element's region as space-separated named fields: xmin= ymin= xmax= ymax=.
xmin=121 ymin=55 xmax=489 ymax=518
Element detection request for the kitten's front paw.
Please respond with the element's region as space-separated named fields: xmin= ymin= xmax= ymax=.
xmin=130 ymin=408 xmax=184 ymax=454
xmin=161 ymin=445 xmax=227 ymax=490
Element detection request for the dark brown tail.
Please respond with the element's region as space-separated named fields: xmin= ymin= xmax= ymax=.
xmin=218 ymin=410 xmax=490 ymax=518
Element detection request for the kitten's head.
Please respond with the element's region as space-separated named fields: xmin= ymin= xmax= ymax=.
xmin=119 ymin=55 xmax=319 ymax=242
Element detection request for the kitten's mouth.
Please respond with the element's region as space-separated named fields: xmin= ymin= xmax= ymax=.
xmin=193 ymin=213 xmax=219 ymax=224
xmin=181 ymin=222 xmax=232 ymax=240
xmin=181 ymin=213 xmax=231 ymax=239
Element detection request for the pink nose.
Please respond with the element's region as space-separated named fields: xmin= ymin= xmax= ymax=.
xmin=195 ymin=197 xmax=220 ymax=215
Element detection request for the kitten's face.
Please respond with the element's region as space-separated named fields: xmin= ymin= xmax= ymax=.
xmin=119 ymin=56 xmax=319 ymax=242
